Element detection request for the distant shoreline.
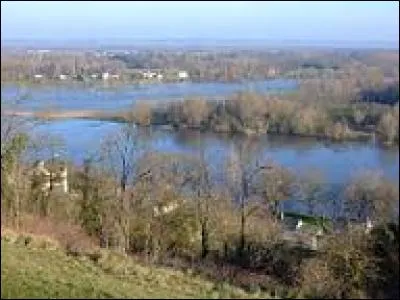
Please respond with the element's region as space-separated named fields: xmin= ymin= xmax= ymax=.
xmin=2 ymin=109 xmax=107 ymax=120
xmin=2 ymin=39 xmax=399 ymax=50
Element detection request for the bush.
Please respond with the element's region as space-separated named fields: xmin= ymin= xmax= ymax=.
xmin=344 ymin=171 xmax=399 ymax=223
xmin=299 ymin=229 xmax=375 ymax=299
xmin=181 ymin=97 xmax=211 ymax=128
xmin=367 ymin=223 xmax=399 ymax=298
xmin=228 ymin=93 xmax=269 ymax=132
xmin=325 ymin=121 xmax=352 ymax=141
xmin=300 ymin=223 xmax=399 ymax=299
xmin=290 ymin=105 xmax=329 ymax=136
xmin=130 ymin=102 xmax=153 ymax=126
xmin=376 ymin=104 xmax=399 ymax=145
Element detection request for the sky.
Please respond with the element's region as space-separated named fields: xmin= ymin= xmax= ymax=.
xmin=1 ymin=1 xmax=399 ymax=45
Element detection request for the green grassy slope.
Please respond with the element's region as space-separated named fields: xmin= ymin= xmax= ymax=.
xmin=1 ymin=238 xmax=270 ymax=299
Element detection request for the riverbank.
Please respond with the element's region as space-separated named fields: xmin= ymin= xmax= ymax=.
xmin=1 ymin=77 xmax=284 ymax=90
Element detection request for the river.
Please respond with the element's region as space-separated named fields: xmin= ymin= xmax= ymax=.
xmin=2 ymin=80 xmax=399 ymax=216
xmin=1 ymin=79 xmax=297 ymax=111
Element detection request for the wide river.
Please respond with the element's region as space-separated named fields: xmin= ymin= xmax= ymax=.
xmin=2 ymin=80 xmax=399 ymax=215
xmin=2 ymin=79 xmax=297 ymax=111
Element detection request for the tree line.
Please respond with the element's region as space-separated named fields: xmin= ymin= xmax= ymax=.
xmin=115 ymin=75 xmax=399 ymax=145
xmin=2 ymin=48 xmax=398 ymax=84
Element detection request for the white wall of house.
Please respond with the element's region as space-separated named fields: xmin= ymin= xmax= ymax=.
xmin=178 ymin=71 xmax=189 ymax=79
xmin=143 ymin=71 xmax=157 ymax=79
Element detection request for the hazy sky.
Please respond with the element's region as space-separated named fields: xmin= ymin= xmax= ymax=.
xmin=1 ymin=1 xmax=399 ymax=42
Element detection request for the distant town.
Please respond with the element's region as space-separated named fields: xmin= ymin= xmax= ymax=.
xmin=1 ymin=47 xmax=287 ymax=84
xmin=20 ymin=49 xmax=191 ymax=82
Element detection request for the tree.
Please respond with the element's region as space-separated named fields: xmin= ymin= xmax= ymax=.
xmin=99 ymin=123 xmax=149 ymax=252
xmin=1 ymin=131 xmax=29 ymax=220
xmin=296 ymin=169 xmax=326 ymax=216
xmin=194 ymin=143 xmax=215 ymax=258
xmin=100 ymin=123 xmax=147 ymax=193
xmin=376 ymin=104 xmax=399 ymax=145
xmin=1 ymin=99 xmax=31 ymax=225
xmin=131 ymin=152 xmax=202 ymax=260
xmin=344 ymin=171 xmax=399 ymax=225
xmin=130 ymin=101 xmax=153 ymax=126
xmin=225 ymin=139 xmax=268 ymax=258
xmin=181 ymin=98 xmax=211 ymax=129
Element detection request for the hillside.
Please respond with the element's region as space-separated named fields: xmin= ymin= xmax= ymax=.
xmin=1 ymin=232 xmax=270 ymax=299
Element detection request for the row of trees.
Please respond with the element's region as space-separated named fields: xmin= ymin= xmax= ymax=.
xmin=2 ymin=48 xmax=398 ymax=83
xmin=124 ymin=88 xmax=398 ymax=145
xmin=1 ymin=52 xmax=126 ymax=81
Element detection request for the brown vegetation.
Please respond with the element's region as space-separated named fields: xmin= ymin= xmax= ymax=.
xmin=1 ymin=47 xmax=399 ymax=298
xmin=1 ymin=117 xmax=398 ymax=297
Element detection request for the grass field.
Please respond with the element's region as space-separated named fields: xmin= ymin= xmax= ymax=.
xmin=1 ymin=232 xmax=271 ymax=299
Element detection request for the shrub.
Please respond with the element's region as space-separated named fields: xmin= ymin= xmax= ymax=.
xmin=228 ymin=93 xmax=269 ymax=132
xmin=376 ymin=104 xmax=399 ymax=145
xmin=290 ymin=105 xmax=329 ymax=136
xmin=299 ymin=229 xmax=375 ymax=299
xmin=300 ymin=223 xmax=399 ymax=299
xmin=181 ymin=97 xmax=211 ymax=128
xmin=130 ymin=101 xmax=153 ymax=126
xmin=325 ymin=121 xmax=352 ymax=141
xmin=344 ymin=171 xmax=399 ymax=224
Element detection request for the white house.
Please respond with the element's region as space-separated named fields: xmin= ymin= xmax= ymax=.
xmin=102 ymin=72 xmax=109 ymax=80
xmin=178 ymin=70 xmax=189 ymax=79
xmin=111 ymin=74 xmax=120 ymax=79
xmin=34 ymin=74 xmax=44 ymax=79
xmin=268 ymin=67 xmax=277 ymax=77
xmin=143 ymin=71 xmax=157 ymax=79
xmin=90 ymin=74 xmax=98 ymax=79
xmin=157 ymin=74 xmax=164 ymax=80
xmin=365 ymin=217 xmax=374 ymax=233
xmin=59 ymin=74 xmax=68 ymax=80
xmin=296 ymin=219 xmax=303 ymax=230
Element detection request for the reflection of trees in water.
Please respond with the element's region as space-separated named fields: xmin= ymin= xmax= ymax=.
xmin=171 ymin=130 xmax=334 ymax=156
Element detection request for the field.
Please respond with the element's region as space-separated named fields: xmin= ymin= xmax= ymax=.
xmin=1 ymin=231 xmax=271 ymax=299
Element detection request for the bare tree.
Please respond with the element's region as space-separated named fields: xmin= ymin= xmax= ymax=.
xmin=99 ymin=123 xmax=149 ymax=252
xmin=100 ymin=123 xmax=147 ymax=193
xmin=225 ymin=138 xmax=268 ymax=257
xmin=194 ymin=143 xmax=215 ymax=258
xmin=1 ymin=98 xmax=32 ymax=226
xmin=344 ymin=170 xmax=399 ymax=226
xmin=296 ymin=169 xmax=326 ymax=216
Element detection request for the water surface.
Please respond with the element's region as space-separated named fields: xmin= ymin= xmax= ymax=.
xmin=32 ymin=119 xmax=399 ymax=186
xmin=4 ymin=81 xmax=398 ymax=218
xmin=2 ymin=79 xmax=298 ymax=112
